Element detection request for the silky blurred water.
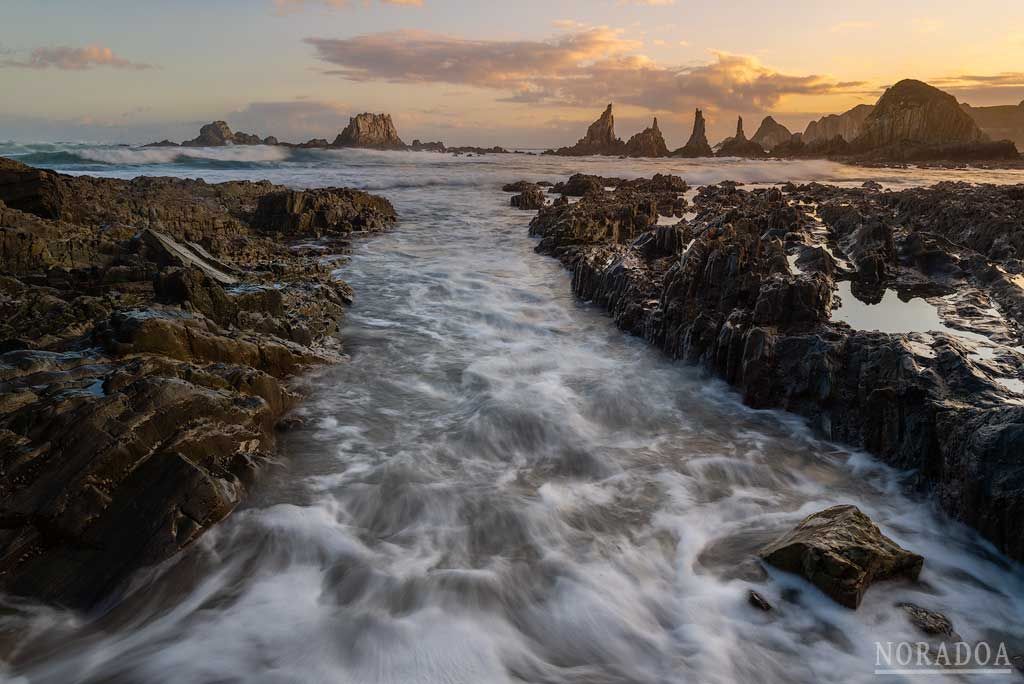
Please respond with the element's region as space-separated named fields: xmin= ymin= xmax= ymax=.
xmin=2 ymin=144 xmax=1023 ymax=683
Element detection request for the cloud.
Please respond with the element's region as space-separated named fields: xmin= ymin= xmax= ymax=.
xmin=933 ymin=72 xmax=1024 ymax=106
xmin=0 ymin=44 xmax=153 ymax=70
xmin=306 ymin=29 xmax=862 ymax=113
xmin=228 ymin=100 xmax=353 ymax=138
xmin=274 ymin=0 xmax=421 ymax=12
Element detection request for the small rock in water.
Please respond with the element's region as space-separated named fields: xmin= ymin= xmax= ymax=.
xmin=759 ymin=505 xmax=924 ymax=609
xmin=748 ymin=590 xmax=773 ymax=612
xmin=897 ymin=602 xmax=957 ymax=637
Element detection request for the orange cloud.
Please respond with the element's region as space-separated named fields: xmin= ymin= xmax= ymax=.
xmin=1 ymin=44 xmax=153 ymax=70
xmin=306 ymin=30 xmax=862 ymax=112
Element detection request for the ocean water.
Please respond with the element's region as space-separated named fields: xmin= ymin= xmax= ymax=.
xmin=2 ymin=143 xmax=1024 ymax=683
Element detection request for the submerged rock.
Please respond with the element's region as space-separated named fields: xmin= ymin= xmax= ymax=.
xmin=759 ymin=505 xmax=923 ymax=609
xmin=898 ymin=603 xmax=957 ymax=637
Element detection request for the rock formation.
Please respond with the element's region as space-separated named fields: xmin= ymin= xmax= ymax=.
xmin=853 ymin=79 xmax=986 ymax=150
xmin=182 ymin=120 xmax=236 ymax=146
xmin=803 ymin=104 xmax=875 ymax=144
xmin=521 ymin=174 xmax=1024 ymax=566
xmin=624 ymin=117 xmax=669 ymax=157
xmin=0 ymin=156 xmax=396 ymax=610
xmin=751 ymin=116 xmax=793 ymax=151
xmin=332 ymin=113 xmax=405 ymax=149
xmin=760 ymin=505 xmax=923 ymax=609
xmin=671 ymin=108 xmax=714 ymax=158
xmin=716 ymin=117 xmax=768 ymax=157
xmin=548 ymin=104 xmax=626 ymax=156
xmin=963 ymin=100 xmax=1024 ymax=150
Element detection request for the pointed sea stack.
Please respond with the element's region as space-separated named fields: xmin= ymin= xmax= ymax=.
xmin=624 ymin=117 xmax=669 ymax=157
xmin=548 ymin=103 xmax=626 ymax=156
xmin=332 ymin=113 xmax=406 ymax=150
xmin=716 ymin=116 xmax=768 ymax=157
xmin=751 ymin=116 xmax=793 ymax=151
xmin=671 ymin=108 xmax=713 ymax=157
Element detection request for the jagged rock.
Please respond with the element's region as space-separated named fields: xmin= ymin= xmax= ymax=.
xmin=332 ymin=113 xmax=405 ymax=149
xmin=182 ymin=121 xmax=236 ymax=147
xmin=410 ymin=139 xmax=447 ymax=152
xmin=144 ymin=139 xmax=179 ymax=148
xmin=522 ymin=174 xmax=1024 ymax=567
xmin=855 ymin=80 xmax=985 ymax=149
xmin=748 ymin=590 xmax=773 ymax=611
xmin=717 ymin=117 xmax=768 ymax=157
xmin=548 ymin=104 xmax=626 ymax=156
xmin=511 ymin=187 xmax=546 ymax=210
xmin=624 ymin=117 xmax=669 ymax=157
xmin=0 ymin=156 xmax=397 ymax=611
xmin=263 ymin=136 xmax=279 ymax=146
xmin=898 ymin=603 xmax=957 ymax=637
xmin=804 ymin=104 xmax=875 ymax=144
xmin=252 ymin=188 xmax=397 ymax=237
xmin=849 ymin=80 xmax=1018 ymax=160
xmin=672 ymin=108 xmax=714 ymax=157
xmin=752 ymin=116 xmax=793 ymax=151
xmin=503 ymin=181 xmax=541 ymax=192
xmin=760 ymin=505 xmax=924 ymax=609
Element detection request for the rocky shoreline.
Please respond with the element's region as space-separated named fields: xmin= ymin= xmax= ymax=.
xmin=514 ymin=172 xmax=1024 ymax=570
xmin=0 ymin=157 xmax=396 ymax=610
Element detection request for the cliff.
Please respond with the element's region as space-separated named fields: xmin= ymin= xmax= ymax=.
xmin=671 ymin=109 xmax=714 ymax=157
xmin=963 ymin=100 xmax=1024 ymax=150
xmin=332 ymin=113 xmax=406 ymax=149
xmin=803 ymin=104 xmax=874 ymax=144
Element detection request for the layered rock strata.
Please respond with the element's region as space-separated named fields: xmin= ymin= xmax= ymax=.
xmin=0 ymin=157 xmax=396 ymax=610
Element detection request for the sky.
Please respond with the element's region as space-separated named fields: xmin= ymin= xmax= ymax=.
xmin=2 ymin=0 xmax=1023 ymax=147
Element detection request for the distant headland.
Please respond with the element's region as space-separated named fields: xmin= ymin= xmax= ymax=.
xmin=147 ymin=112 xmax=512 ymax=156
xmin=148 ymin=79 xmax=1024 ymax=163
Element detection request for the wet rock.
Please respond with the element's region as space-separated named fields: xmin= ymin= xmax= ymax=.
xmin=503 ymin=181 xmax=540 ymax=192
xmin=759 ymin=505 xmax=924 ymax=609
xmin=0 ymin=156 xmax=396 ymax=611
xmin=182 ymin=120 xmax=236 ymax=147
xmin=252 ymin=188 xmax=397 ymax=237
xmin=898 ymin=603 xmax=957 ymax=637
xmin=748 ymin=590 xmax=773 ymax=611
xmin=521 ymin=172 xmax=1024 ymax=566
xmin=511 ymin=187 xmax=545 ymax=210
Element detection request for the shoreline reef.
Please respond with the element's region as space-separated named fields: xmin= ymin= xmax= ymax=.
xmin=514 ymin=171 xmax=1024 ymax=584
xmin=0 ymin=156 xmax=395 ymax=610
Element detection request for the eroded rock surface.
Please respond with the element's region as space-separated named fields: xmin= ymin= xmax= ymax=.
xmin=0 ymin=157 xmax=396 ymax=610
xmin=522 ymin=172 xmax=1024 ymax=564
xmin=672 ymin=108 xmax=714 ymax=158
xmin=760 ymin=505 xmax=923 ymax=608
xmin=332 ymin=113 xmax=405 ymax=149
